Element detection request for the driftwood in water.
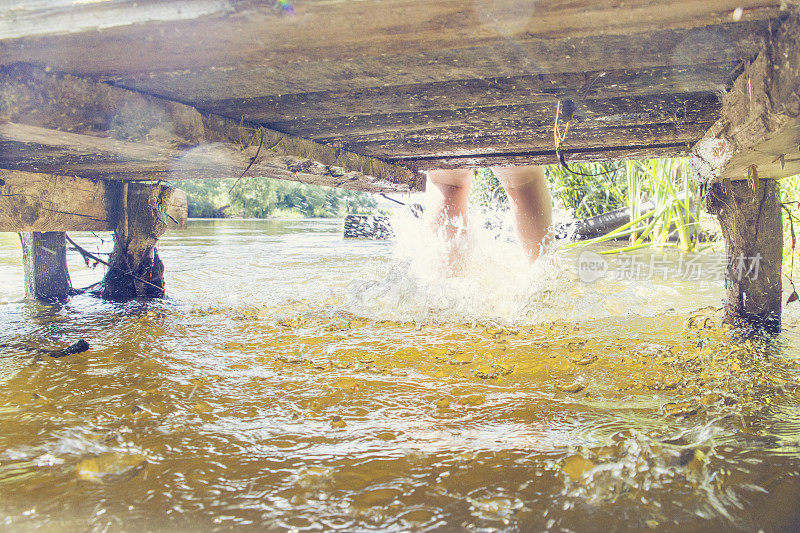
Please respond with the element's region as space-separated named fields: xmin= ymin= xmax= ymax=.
xmin=18 ymin=231 xmax=71 ymax=301
xmin=706 ymin=179 xmax=782 ymax=329
xmin=570 ymin=202 xmax=656 ymax=240
xmin=49 ymin=339 xmax=90 ymax=358
xmin=0 ymin=338 xmax=90 ymax=359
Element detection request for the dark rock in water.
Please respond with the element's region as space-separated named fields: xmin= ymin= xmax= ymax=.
xmin=343 ymin=214 xmax=394 ymax=240
xmin=50 ymin=339 xmax=89 ymax=358
xmin=343 ymin=203 xmax=423 ymax=240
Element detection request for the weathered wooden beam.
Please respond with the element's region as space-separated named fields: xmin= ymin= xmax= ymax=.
xmin=0 ymin=64 xmax=423 ymax=192
xmin=706 ymin=179 xmax=783 ymax=330
xmin=0 ymin=1 xmax=779 ymax=86
xmin=18 ymin=231 xmax=71 ymax=300
xmin=0 ymin=109 xmax=711 ymax=175
xmin=691 ymin=13 xmax=800 ymax=183
xmin=391 ymin=145 xmax=692 ymax=171
xmin=0 ymin=1 xmax=232 ymax=41
xmin=0 ymin=1 xmax=783 ymax=46
xmin=102 ymin=183 xmax=184 ymax=300
xmin=267 ymin=92 xmax=721 ymax=141
xmin=113 ymin=21 xmax=771 ymax=103
xmin=687 ymin=13 xmax=799 ymax=329
xmin=1 ymin=171 xmax=111 ymax=232
xmin=204 ymin=64 xmax=737 ymax=124
xmin=0 ymin=170 xmax=186 ymax=232
xmin=327 ymin=121 xmax=710 ymax=158
xmin=346 ymin=121 xmax=709 ymax=169
xmin=0 ymin=2 xmax=783 ymax=171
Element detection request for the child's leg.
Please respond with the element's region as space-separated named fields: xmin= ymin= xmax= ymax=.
xmin=492 ymin=165 xmax=552 ymax=261
xmin=426 ymin=169 xmax=473 ymax=241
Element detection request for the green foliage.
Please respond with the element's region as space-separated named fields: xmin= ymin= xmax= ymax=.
xmin=171 ymin=177 xmax=379 ymax=218
xmin=469 ymin=159 xmax=702 ymax=252
xmin=545 ymin=161 xmax=627 ymax=219
xmin=469 ymin=168 xmax=507 ymax=208
xmin=561 ymin=158 xmax=704 ymax=253
xmin=457 ymin=161 xmax=800 ymax=264
xmin=780 ymin=174 xmax=800 ymax=271
xmin=622 ymin=158 xmax=701 ymax=252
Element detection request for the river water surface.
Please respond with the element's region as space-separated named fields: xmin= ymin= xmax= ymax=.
xmin=1 ymin=218 xmax=800 ymax=532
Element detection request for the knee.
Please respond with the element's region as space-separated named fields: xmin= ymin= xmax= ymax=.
xmin=492 ymin=165 xmax=544 ymax=187
xmin=426 ymin=169 xmax=473 ymax=208
xmin=492 ymin=165 xmax=547 ymax=203
xmin=427 ymin=169 xmax=473 ymax=189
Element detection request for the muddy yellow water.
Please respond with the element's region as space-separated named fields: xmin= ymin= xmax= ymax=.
xmin=1 ymin=219 xmax=800 ymax=532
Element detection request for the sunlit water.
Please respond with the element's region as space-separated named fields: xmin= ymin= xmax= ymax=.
xmin=2 ymin=216 xmax=800 ymax=532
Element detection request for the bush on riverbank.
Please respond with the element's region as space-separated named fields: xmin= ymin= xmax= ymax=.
xmin=171 ymin=177 xmax=379 ymax=218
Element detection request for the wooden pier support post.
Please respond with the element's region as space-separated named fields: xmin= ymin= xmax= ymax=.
xmin=18 ymin=231 xmax=72 ymax=301
xmin=690 ymin=12 xmax=800 ymax=331
xmin=706 ymin=179 xmax=783 ymax=330
xmin=102 ymin=183 xmax=187 ymax=300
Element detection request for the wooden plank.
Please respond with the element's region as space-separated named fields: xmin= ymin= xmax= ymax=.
xmin=691 ymin=13 xmax=800 ymax=182
xmin=0 ymin=2 xmax=782 ymax=175
xmin=111 ymin=22 xmax=770 ymax=102
xmin=0 ymin=1 xmax=782 ymax=79
xmin=388 ymin=145 xmax=692 ymax=170
xmin=98 ymin=22 xmax=762 ymax=170
xmin=338 ymin=120 xmax=711 ymax=162
xmin=0 ymin=1 xmax=233 ymax=40
xmin=0 ymin=65 xmax=423 ymax=192
xmin=0 ymin=75 xmax=710 ymax=177
xmin=0 ymin=2 xmax=788 ymax=178
xmin=270 ymin=92 xmax=720 ymax=141
xmin=0 ymin=170 xmax=187 ymax=232
xmin=0 ymin=171 xmax=110 ymax=232
xmin=202 ymin=64 xmax=738 ymax=124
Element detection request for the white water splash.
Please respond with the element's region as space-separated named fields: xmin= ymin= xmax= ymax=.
xmin=342 ymin=206 xmax=721 ymax=326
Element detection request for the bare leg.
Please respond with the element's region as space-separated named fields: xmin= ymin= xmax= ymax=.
xmin=426 ymin=169 xmax=472 ymax=240
xmin=492 ymin=165 xmax=552 ymax=261
xmin=426 ymin=169 xmax=472 ymax=271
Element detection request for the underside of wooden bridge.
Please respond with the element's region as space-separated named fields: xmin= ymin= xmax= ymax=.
xmin=0 ymin=0 xmax=798 ymax=327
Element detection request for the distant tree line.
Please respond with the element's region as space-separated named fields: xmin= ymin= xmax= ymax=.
xmin=170 ymin=177 xmax=379 ymax=218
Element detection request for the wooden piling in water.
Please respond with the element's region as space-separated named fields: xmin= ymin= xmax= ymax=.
xmin=0 ymin=171 xmax=187 ymax=301
xmin=102 ymin=182 xmax=186 ymax=300
xmin=18 ymin=231 xmax=71 ymax=301
xmin=689 ymin=12 xmax=800 ymax=330
xmin=706 ymin=179 xmax=783 ymax=330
